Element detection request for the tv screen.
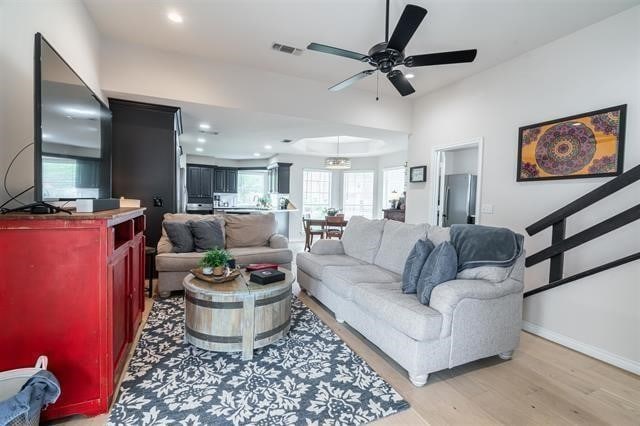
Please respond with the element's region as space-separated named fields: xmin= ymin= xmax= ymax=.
xmin=34 ymin=33 xmax=111 ymax=201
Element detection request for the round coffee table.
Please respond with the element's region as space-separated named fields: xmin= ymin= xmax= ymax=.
xmin=183 ymin=268 xmax=294 ymax=360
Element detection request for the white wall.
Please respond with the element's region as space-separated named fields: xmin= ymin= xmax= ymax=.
xmin=445 ymin=147 xmax=478 ymax=175
xmin=407 ymin=6 xmax=640 ymax=372
xmin=99 ymin=38 xmax=412 ymax=134
xmin=0 ymin=0 xmax=103 ymax=205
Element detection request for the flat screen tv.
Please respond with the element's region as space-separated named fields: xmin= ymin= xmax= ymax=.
xmin=34 ymin=33 xmax=111 ymax=201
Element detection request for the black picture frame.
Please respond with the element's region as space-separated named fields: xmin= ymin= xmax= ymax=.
xmin=517 ymin=104 xmax=626 ymax=182
xmin=409 ymin=166 xmax=427 ymax=182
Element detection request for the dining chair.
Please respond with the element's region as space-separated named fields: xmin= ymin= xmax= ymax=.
xmin=303 ymin=218 xmax=325 ymax=251
xmin=324 ymin=215 xmax=345 ymax=240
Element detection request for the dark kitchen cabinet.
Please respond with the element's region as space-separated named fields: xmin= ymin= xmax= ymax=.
xmin=268 ymin=163 xmax=292 ymax=194
xmin=213 ymin=168 xmax=237 ymax=193
xmin=225 ymin=169 xmax=237 ymax=193
xmin=187 ymin=165 xmax=213 ymax=198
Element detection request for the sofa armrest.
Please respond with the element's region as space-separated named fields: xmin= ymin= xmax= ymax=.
xmin=310 ymin=239 xmax=345 ymax=255
xmin=269 ymin=234 xmax=289 ymax=249
xmin=429 ymin=278 xmax=524 ymax=316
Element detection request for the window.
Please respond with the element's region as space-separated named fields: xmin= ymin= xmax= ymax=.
xmin=382 ymin=167 xmax=406 ymax=208
xmin=343 ymin=171 xmax=374 ymax=218
xmin=42 ymin=155 xmax=100 ymax=199
xmin=303 ymin=169 xmax=331 ymax=218
xmin=236 ymin=170 xmax=268 ymax=206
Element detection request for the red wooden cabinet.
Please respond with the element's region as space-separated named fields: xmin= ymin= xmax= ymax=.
xmin=0 ymin=208 xmax=146 ymax=420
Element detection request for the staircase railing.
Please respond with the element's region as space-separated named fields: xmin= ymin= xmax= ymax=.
xmin=523 ymin=164 xmax=640 ymax=298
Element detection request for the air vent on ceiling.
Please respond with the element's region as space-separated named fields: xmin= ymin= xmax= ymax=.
xmin=281 ymin=139 xmax=293 ymax=143
xmin=272 ymin=43 xmax=303 ymax=56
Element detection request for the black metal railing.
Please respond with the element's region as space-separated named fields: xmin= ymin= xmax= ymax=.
xmin=524 ymin=164 xmax=640 ymax=298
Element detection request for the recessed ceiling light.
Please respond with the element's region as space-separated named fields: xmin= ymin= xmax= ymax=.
xmin=167 ymin=11 xmax=183 ymax=23
xmin=264 ymin=145 xmax=272 ymax=149
xmin=195 ymin=147 xmax=204 ymax=152
xmin=197 ymin=137 xmax=205 ymax=143
xmin=253 ymin=152 xmax=261 ymax=157
xmin=405 ymin=73 xmax=415 ymax=79
xmin=199 ymin=123 xmax=210 ymax=130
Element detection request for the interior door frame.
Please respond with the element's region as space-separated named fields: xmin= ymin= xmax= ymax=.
xmin=429 ymin=137 xmax=484 ymax=226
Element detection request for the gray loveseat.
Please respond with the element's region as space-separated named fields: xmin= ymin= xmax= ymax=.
xmin=156 ymin=212 xmax=293 ymax=297
xmin=296 ymin=216 xmax=525 ymax=386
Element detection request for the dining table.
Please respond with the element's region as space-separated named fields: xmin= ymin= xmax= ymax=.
xmin=302 ymin=217 xmax=349 ymax=251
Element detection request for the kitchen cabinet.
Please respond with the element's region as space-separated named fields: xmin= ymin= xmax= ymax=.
xmin=267 ymin=162 xmax=292 ymax=194
xmin=187 ymin=165 xmax=214 ymax=198
xmin=214 ymin=167 xmax=238 ymax=193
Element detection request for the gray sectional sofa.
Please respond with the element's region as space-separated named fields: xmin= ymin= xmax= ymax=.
xmin=296 ymin=216 xmax=525 ymax=386
xmin=156 ymin=213 xmax=292 ymax=296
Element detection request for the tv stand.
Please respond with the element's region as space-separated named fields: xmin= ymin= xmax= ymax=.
xmin=0 ymin=201 xmax=72 ymax=215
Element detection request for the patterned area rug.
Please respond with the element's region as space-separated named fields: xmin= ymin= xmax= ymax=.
xmin=108 ymin=296 xmax=409 ymax=425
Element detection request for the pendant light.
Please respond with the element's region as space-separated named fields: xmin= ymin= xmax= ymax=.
xmin=325 ymin=136 xmax=351 ymax=169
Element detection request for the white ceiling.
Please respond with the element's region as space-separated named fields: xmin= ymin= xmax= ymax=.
xmin=84 ymin=0 xmax=639 ymax=97
xmin=106 ymin=91 xmax=408 ymax=159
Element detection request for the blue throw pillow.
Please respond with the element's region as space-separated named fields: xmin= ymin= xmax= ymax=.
xmin=402 ymin=239 xmax=435 ymax=294
xmin=416 ymin=241 xmax=458 ymax=305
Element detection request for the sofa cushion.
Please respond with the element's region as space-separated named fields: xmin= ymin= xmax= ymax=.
xmin=158 ymin=213 xmax=224 ymax=254
xmin=402 ymin=239 xmax=435 ymax=294
xmin=296 ymin=252 xmax=366 ymax=280
xmin=374 ymin=221 xmax=429 ymax=274
xmin=162 ymin=221 xmax=194 ymax=253
xmin=224 ymin=213 xmax=276 ymax=248
xmin=228 ymin=246 xmax=292 ymax=266
xmin=340 ymin=216 xmax=386 ymax=263
xmin=351 ymin=282 xmax=443 ymax=341
xmin=156 ymin=252 xmax=204 ymax=272
xmin=428 ymin=225 xmax=450 ymax=246
xmin=189 ymin=219 xmax=225 ymax=252
xmin=417 ymin=242 xmax=458 ymax=305
xmin=323 ymin=264 xmax=400 ymax=300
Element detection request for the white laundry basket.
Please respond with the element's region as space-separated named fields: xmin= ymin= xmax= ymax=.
xmin=0 ymin=356 xmax=48 ymax=426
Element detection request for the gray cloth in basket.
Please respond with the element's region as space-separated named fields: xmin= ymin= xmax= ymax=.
xmin=450 ymin=224 xmax=524 ymax=271
xmin=0 ymin=370 xmax=60 ymax=425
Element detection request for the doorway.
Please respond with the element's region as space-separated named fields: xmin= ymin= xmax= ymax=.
xmin=430 ymin=138 xmax=483 ymax=227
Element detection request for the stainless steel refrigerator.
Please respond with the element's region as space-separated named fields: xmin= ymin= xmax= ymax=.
xmin=442 ymin=173 xmax=477 ymax=226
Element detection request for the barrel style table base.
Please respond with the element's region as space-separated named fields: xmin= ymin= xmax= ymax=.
xmin=183 ymin=270 xmax=294 ymax=360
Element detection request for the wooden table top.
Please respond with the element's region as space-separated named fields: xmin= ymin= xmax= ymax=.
xmin=183 ymin=268 xmax=295 ymax=297
xmin=303 ymin=218 xmax=348 ymax=226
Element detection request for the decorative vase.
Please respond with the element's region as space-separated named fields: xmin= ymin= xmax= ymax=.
xmin=202 ymin=266 xmax=213 ymax=275
xmin=213 ymin=266 xmax=224 ymax=276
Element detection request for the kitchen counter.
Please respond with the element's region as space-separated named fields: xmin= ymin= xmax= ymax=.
xmin=212 ymin=208 xmax=297 ymax=237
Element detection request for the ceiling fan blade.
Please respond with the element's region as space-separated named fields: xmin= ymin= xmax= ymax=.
xmin=387 ymin=70 xmax=415 ymax=96
xmin=307 ymin=42 xmax=369 ymax=61
xmin=329 ymin=70 xmax=375 ymax=92
xmin=387 ymin=5 xmax=427 ymax=52
xmin=405 ymin=49 xmax=478 ymax=67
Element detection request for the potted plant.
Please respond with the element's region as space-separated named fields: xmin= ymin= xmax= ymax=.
xmin=324 ymin=207 xmax=340 ymax=216
xmin=199 ymin=248 xmax=232 ymax=276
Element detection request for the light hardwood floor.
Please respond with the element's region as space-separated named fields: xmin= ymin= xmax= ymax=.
xmin=57 ymin=266 xmax=640 ymax=425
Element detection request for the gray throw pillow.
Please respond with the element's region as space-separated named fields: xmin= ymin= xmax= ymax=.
xmin=189 ymin=219 xmax=225 ymax=252
xmin=402 ymin=239 xmax=435 ymax=294
xmin=163 ymin=221 xmax=194 ymax=253
xmin=417 ymin=241 xmax=458 ymax=305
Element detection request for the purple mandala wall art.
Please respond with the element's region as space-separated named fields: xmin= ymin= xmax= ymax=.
xmin=517 ymin=105 xmax=626 ymax=181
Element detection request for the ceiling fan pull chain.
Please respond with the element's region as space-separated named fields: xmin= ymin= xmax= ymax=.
xmin=376 ymin=72 xmax=380 ymax=101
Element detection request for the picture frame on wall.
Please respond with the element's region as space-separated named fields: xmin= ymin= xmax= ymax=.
xmin=409 ymin=166 xmax=427 ymax=182
xmin=517 ymin=104 xmax=626 ymax=182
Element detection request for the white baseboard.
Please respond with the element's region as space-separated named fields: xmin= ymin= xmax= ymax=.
xmin=522 ymin=321 xmax=640 ymax=375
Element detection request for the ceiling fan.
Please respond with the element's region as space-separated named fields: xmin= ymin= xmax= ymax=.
xmin=307 ymin=0 xmax=477 ymax=96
